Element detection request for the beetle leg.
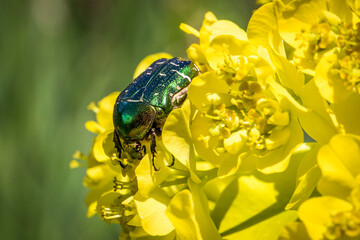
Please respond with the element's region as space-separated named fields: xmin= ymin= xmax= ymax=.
xmin=166 ymin=155 xmax=175 ymax=167
xmin=113 ymin=131 xmax=122 ymax=156
xmin=150 ymin=128 xmax=160 ymax=171
xmin=142 ymin=145 xmax=147 ymax=155
xmin=113 ymin=131 xmax=128 ymax=168
xmin=118 ymin=160 xmax=127 ymax=168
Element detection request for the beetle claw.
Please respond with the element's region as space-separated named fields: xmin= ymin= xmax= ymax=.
xmin=118 ymin=159 xmax=128 ymax=168
xmin=165 ymin=155 xmax=175 ymax=167
xmin=152 ymin=153 xmax=160 ymax=171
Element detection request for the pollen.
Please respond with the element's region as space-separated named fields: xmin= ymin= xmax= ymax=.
xmin=331 ymin=22 xmax=360 ymax=94
xmin=324 ymin=209 xmax=360 ymax=239
xmin=204 ymin=68 xmax=290 ymax=155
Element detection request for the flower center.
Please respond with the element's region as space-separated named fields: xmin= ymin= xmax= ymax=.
xmin=331 ymin=22 xmax=360 ymax=94
xmin=204 ymin=56 xmax=290 ymax=155
xmin=294 ymin=13 xmax=360 ymax=94
xmin=324 ymin=209 xmax=360 ymax=239
xmin=293 ymin=19 xmax=337 ymax=70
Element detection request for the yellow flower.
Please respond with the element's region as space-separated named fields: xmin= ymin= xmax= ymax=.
xmin=181 ymin=12 xmax=303 ymax=175
xmin=74 ymin=4 xmax=360 ymax=239
xmin=180 ymin=11 xmax=254 ymax=73
xmin=247 ymin=2 xmax=343 ymax=146
xmin=276 ymin=0 xmax=360 ymax=103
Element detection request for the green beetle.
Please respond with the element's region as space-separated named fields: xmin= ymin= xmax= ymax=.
xmin=113 ymin=57 xmax=199 ymax=170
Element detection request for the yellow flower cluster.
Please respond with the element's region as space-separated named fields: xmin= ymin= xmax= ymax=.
xmin=73 ymin=1 xmax=360 ymax=239
xmin=181 ymin=12 xmax=302 ymax=175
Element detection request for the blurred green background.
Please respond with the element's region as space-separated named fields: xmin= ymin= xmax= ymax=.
xmin=0 ymin=1 xmax=256 ymax=239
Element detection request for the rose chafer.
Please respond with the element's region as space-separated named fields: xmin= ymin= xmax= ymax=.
xmin=113 ymin=57 xmax=199 ymax=170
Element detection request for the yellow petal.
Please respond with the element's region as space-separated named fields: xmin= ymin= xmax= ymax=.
xmin=207 ymin=20 xmax=247 ymax=43
xmin=298 ymin=79 xmax=338 ymax=144
xmin=328 ymin=0 xmax=353 ymax=23
xmin=265 ymin=126 xmax=291 ymax=151
xmin=317 ymin=134 xmax=360 ymax=199
xmin=166 ymin=190 xmax=202 ymax=240
xmin=85 ymin=121 xmax=104 ymax=134
xmin=332 ymin=93 xmax=360 ymax=135
xmin=267 ymin=111 xmax=289 ymax=126
xmin=166 ymin=184 xmax=221 ymax=240
xmin=217 ymin=154 xmax=242 ymax=178
xmin=135 ymin=142 xmax=172 ymax=198
xmin=188 ymin=72 xmax=231 ymax=111
xmin=267 ymin=48 xmax=304 ymax=95
xmin=267 ymin=78 xmax=308 ymax=114
xmin=162 ymin=100 xmax=194 ymax=170
xmin=256 ymin=118 xmax=303 ymax=174
xmin=134 ymin=190 xmax=174 ymax=236
xmin=223 ymin=130 xmax=247 ymax=155
xmin=314 ymin=51 xmax=351 ymax=103
xmin=93 ymin=130 xmax=116 ymax=162
xmin=286 ymin=144 xmax=321 ymax=210
xmin=247 ymin=2 xmax=285 ymax=56
xmin=96 ymin=91 xmax=119 ymax=130
xmin=135 ymin=154 xmax=156 ymax=198
xmin=179 ymin=23 xmax=200 ymax=38
xmin=276 ymin=0 xmax=327 ymax=49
